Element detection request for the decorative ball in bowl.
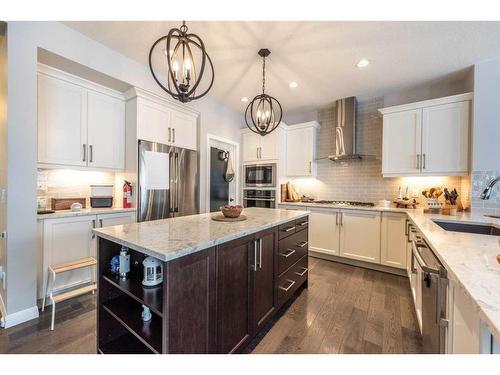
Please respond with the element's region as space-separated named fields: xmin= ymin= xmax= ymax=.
xmin=220 ymin=205 xmax=243 ymax=218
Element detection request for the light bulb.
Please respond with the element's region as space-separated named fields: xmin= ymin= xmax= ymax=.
xmin=172 ymin=60 xmax=179 ymax=80
xmin=184 ymin=58 xmax=192 ymax=70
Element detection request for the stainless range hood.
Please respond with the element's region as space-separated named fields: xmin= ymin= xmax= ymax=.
xmin=328 ymin=96 xmax=363 ymax=161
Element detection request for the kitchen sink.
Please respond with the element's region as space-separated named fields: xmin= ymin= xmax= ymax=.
xmin=432 ymin=220 xmax=500 ymax=236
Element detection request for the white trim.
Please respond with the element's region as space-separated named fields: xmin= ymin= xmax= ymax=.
xmin=240 ymin=121 xmax=290 ymax=134
xmin=206 ymin=134 xmax=240 ymax=213
xmin=125 ymin=87 xmax=200 ymax=117
xmin=2 ymin=306 xmax=39 ymax=329
xmin=378 ymin=92 xmax=473 ymax=115
xmin=286 ymin=120 xmax=321 ymax=130
xmin=37 ymin=63 xmax=125 ymax=100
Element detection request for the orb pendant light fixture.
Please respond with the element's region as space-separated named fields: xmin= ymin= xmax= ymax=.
xmin=148 ymin=21 xmax=214 ymax=103
xmin=245 ymin=49 xmax=283 ymax=136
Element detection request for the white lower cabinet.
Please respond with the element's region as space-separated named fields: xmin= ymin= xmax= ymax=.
xmin=38 ymin=211 xmax=136 ymax=299
xmin=308 ymin=208 xmax=340 ymax=256
xmin=414 ymin=258 xmax=423 ymax=332
xmin=380 ymin=212 xmax=407 ymax=269
xmin=339 ymin=210 xmax=381 ymax=264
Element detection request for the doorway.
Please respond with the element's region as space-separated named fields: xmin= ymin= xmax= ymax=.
xmin=206 ymin=135 xmax=239 ymax=213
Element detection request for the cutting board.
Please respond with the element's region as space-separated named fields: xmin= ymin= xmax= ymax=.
xmin=51 ymin=198 xmax=86 ymax=211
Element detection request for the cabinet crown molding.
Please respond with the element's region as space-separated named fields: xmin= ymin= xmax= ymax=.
xmin=240 ymin=122 xmax=289 ymax=134
xmin=378 ymin=92 xmax=473 ymax=115
xmin=287 ymin=120 xmax=321 ymax=130
xmin=125 ymin=87 xmax=199 ymax=118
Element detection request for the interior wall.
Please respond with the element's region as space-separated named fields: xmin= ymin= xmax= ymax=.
xmin=4 ymin=21 xmax=241 ymax=321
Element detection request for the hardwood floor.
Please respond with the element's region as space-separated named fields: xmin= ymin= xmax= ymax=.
xmin=0 ymin=258 xmax=422 ymax=354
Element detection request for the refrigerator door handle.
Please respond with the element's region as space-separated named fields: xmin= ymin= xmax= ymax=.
xmin=174 ymin=152 xmax=180 ymax=212
xmin=169 ymin=151 xmax=175 ymax=213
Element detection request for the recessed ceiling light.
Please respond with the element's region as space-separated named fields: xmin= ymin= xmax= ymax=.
xmin=356 ymin=59 xmax=370 ymax=68
xmin=241 ymin=97 xmax=249 ymax=103
xmin=289 ymin=81 xmax=298 ymax=88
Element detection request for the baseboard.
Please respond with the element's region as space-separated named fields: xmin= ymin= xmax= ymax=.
xmin=309 ymin=250 xmax=407 ymax=277
xmin=2 ymin=305 xmax=39 ymax=329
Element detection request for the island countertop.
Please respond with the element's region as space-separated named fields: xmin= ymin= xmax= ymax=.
xmin=93 ymin=207 xmax=309 ymax=262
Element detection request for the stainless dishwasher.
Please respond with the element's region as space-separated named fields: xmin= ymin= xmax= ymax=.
xmin=412 ymin=237 xmax=448 ymax=353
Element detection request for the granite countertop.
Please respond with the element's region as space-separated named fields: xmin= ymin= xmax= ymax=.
xmin=93 ymin=207 xmax=309 ymax=262
xmin=406 ymin=210 xmax=500 ymax=342
xmin=37 ymin=207 xmax=136 ymax=220
xmin=279 ymin=201 xmax=411 ymax=213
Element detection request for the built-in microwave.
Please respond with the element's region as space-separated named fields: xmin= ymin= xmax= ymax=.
xmin=244 ymin=163 xmax=276 ymax=188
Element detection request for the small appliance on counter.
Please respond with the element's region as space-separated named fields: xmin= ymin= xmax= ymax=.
xmin=90 ymin=184 xmax=114 ymax=208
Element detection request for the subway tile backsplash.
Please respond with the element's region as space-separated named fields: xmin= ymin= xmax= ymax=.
xmin=471 ymin=170 xmax=500 ymax=214
xmin=291 ymin=98 xmax=465 ymax=206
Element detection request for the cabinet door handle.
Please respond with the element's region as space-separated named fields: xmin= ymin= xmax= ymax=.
xmin=294 ymin=267 xmax=308 ymax=277
xmin=422 ymin=153 xmax=426 ymax=169
xmin=89 ymin=145 xmax=93 ymax=163
xmin=279 ymin=279 xmax=296 ymax=292
xmin=309 ymin=161 xmax=312 ymax=173
xmin=172 ymin=128 xmax=176 ymax=143
xmin=297 ymin=221 xmax=308 ymax=227
xmin=283 ymin=226 xmax=295 ymax=233
xmin=340 ymin=212 xmax=344 ymax=226
xmin=259 ymin=238 xmax=263 ymax=269
xmin=336 ymin=211 xmax=339 ymax=226
xmin=297 ymin=241 xmax=308 ymax=248
xmin=168 ymin=127 xmax=171 ymax=143
xmin=99 ymin=218 xmax=103 ymax=227
xmin=279 ymin=248 xmax=296 ymax=258
xmin=91 ymin=219 xmax=96 ymax=239
xmin=83 ymin=144 xmax=86 ymax=162
xmin=416 ymin=154 xmax=421 ymax=170
xmin=253 ymin=240 xmax=258 ymax=272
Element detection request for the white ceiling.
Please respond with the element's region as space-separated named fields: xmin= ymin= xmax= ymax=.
xmin=63 ymin=21 xmax=500 ymax=114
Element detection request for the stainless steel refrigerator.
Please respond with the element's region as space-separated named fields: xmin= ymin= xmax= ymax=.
xmin=138 ymin=140 xmax=199 ymax=222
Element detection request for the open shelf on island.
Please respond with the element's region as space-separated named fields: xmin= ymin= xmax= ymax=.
xmin=102 ymin=272 xmax=163 ymax=317
xmin=102 ymin=294 xmax=162 ymax=354
xmin=99 ymin=332 xmax=153 ymax=354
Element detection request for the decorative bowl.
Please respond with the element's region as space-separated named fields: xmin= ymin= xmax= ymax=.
xmin=220 ymin=205 xmax=243 ymax=218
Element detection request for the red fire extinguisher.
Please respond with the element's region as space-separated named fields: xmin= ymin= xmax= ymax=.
xmin=123 ymin=180 xmax=132 ymax=208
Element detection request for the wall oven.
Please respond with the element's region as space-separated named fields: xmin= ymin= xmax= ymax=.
xmin=244 ymin=163 xmax=276 ymax=188
xmin=243 ymin=189 xmax=276 ymax=208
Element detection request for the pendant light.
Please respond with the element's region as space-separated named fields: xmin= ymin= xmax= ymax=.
xmin=148 ymin=21 xmax=214 ymax=103
xmin=245 ymin=49 xmax=283 ymax=136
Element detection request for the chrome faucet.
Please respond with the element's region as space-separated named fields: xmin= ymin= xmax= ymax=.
xmin=480 ymin=176 xmax=500 ymax=200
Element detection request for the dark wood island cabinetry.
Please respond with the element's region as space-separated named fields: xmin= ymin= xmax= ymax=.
xmin=95 ymin=208 xmax=309 ymax=354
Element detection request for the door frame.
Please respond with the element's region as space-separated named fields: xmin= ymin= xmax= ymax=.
xmin=206 ymin=134 xmax=240 ymax=213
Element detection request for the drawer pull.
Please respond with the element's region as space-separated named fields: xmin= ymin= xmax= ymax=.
xmin=297 ymin=241 xmax=308 ymax=248
xmin=279 ymin=248 xmax=296 ymax=258
xmin=297 ymin=221 xmax=308 ymax=226
xmin=282 ymin=226 xmax=295 ymax=233
xmin=294 ymin=267 xmax=308 ymax=277
xmin=279 ymin=279 xmax=296 ymax=292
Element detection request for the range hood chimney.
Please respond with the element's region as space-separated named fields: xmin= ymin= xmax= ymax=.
xmin=328 ymin=96 xmax=362 ymax=161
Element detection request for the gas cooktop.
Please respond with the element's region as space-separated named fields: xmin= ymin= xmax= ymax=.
xmin=309 ymin=200 xmax=375 ymax=207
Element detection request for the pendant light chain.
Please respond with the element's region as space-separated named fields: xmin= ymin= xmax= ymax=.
xmin=262 ymin=55 xmax=266 ymax=94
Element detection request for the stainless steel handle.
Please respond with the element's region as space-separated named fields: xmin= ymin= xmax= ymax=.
xmin=283 ymin=226 xmax=295 ymax=233
xmin=242 ymin=197 xmax=276 ymax=201
xmin=169 ymin=151 xmax=175 ymax=213
xmin=253 ymin=240 xmax=258 ymax=272
xmin=279 ymin=279 xmax=296 ymax=292
xmin=256 ymin=147 xmax=259 ymax=159
xmin=336 ymin=211 xmax=339 ymax=226
xmin=297 ymin=221 xmax=308 ymax=227
xmin=309 ymin=161 xmax=312 ymax=173
xmin=175 ymin=152 xmax=179 ymax=212
xmin=340 ymin=212 xmax=344 ymax=226
xmin=279 ymin=248 xmax=296 ymax=258
xmin=83 ymin=144 xmax=87 ymax=162
xmin=91 ymin=219 xmax=96 ymax=239
xmin=168 ymin=127 xmax=171 ymax=143
xmin=422 ymin=153 xmax=426 ymax=169
xmin=259 ymin=238 xmax=263 ymax=269
xmin=405 ymin=219 xmax=409 ymax=237
xmin=172 ymin=128 xmax=176 ymax=143
xmin=294 ymin=267 xmax=308 ymax=277
xmin=99 ymin=219 xmax=103 ymax=227
xmin=412 ymin=240 xmax=426 ymax=268
xmin=297 ymin=241 xmax=308 ymax=248
xmin=89 ymin=145 xmax=93 ymax=163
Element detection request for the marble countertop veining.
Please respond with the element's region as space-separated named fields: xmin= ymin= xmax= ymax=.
xmin=405 ymin=210 xmax=500 ymax=342
xmin=93 ymin=207 xmax=309 ymax=262
xmin=37 ymin=207 xmax=136 ymax=220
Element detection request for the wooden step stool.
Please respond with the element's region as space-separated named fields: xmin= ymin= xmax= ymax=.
xmin=42 ymin=257 xmax=97 ymax=331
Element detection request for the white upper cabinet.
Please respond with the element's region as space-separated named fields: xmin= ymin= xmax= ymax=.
xmin=421 ymin=101 xmax=469 ymax=175
xmin=241 ymin=129 xmax=280 ymax=163
xmin=382 ymin=109 xmax=422 ymax=175
xmin=131 ymin=88 xmax=199 ymax=151
xmin=38 ymin=73 xmax=88 ymax=167
xmin=37 ymin=65 xmax=126 ymax=170
xmin=87 ymin=91 xmax=125 ymax=169
xmin=379 ymin=93 xmax=472 ymax=177
xmin=380 ymin=212 xmax=407 ymax=269
xmin=286 ymin=122 xmax=319 ymax=178
xmin=339 ymin=209 xmax=381 ymax=264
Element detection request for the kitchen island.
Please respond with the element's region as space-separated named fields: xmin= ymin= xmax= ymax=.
xmin=93 ymin=207 xmax=310 ymax=354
